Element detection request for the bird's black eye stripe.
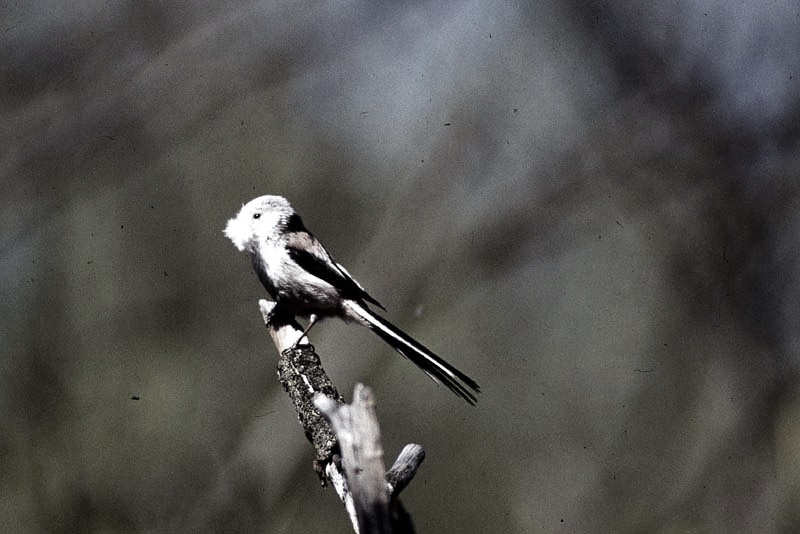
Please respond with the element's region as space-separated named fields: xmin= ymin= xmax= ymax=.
xmin=253 ymin=213 xmax=261 ymax=219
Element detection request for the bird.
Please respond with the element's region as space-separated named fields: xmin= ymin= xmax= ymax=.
xmin=224 ymin=195 xmax=480 ymax=404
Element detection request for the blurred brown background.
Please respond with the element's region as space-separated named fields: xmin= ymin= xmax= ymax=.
xmin=2 ymin=1 xmax=799 ymax=532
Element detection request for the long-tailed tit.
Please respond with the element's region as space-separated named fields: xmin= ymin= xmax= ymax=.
xmin=224 ymin=195 xmax=480 ymax=404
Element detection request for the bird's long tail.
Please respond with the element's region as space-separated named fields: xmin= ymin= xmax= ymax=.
xmin=343 ymin=300 xmax=480 ymax=405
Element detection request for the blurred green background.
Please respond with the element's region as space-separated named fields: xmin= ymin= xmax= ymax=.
xmin=3 ymin=1 xmax=799 ymax=532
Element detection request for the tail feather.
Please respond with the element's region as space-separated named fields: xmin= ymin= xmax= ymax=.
xmin=344 ymin=301 xmax=480 ymax=405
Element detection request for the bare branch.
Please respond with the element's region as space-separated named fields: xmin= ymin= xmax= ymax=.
xmin=316 ymin=385 xmax=391 ymax=533
xmin=386 ymin=444 xmax=425 ymax=497
xmin=258 ymin=300 xmax=423 ymax=533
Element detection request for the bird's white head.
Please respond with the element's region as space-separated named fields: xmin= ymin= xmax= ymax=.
xmin=224 ymin=195 xmax=295 ymax=252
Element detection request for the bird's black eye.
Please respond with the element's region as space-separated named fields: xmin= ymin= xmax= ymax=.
xmin=253 ymin=213 xmax=261 ymax=219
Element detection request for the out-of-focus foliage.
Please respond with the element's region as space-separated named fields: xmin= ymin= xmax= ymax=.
xmin=2 ymin=1 xmax=799 ymax=532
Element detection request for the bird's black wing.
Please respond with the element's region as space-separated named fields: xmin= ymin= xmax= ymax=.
xmin=283 ymin=214 xmax=385 ymax=309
